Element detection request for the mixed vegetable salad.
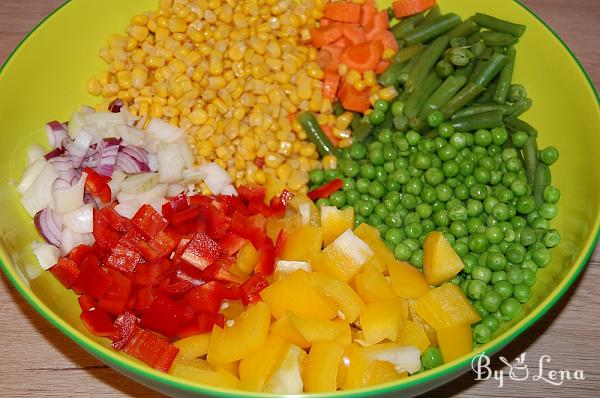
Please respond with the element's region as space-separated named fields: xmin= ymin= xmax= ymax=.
xmin=16 ymin=0 xmax=562 ymax=393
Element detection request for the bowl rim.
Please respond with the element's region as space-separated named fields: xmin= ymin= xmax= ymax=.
xmin=1 ymin=0 xmax=599 ymax=397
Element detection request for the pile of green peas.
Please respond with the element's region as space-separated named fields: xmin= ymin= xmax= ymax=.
xmin=308 ymin=98 xmax=561 ymax=350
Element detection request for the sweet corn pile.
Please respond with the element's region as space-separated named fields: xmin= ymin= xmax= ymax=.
xmin=89 ymin=0 xmax=337 ymax=192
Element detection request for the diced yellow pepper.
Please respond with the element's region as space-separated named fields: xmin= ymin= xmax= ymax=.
xmin=304 ymin=342 xmax=345 ymax=393
xmin=320 ymin=206 xmax=354 ymax=246
xmin=337 ymin=344 xmax=359 ymax=390
xmin=396 ymin=320 xmax=430 ymax=353
xmin=315 ymin=230 xmax=374 ymax=282
xmin=354 ymin=223 xmax=396 ymax=266
xmin=170 ymin=360 xmax=240 ymax=389
xmin=207 ymin=302 xmax=271 ymax=365
xmin=287 ymin=311 xmax=340 ymax=344
xmin=354 ymin=263 xmax=396 ymax=303
xmin=415 ymin=284 xmax=481 ymax=331
xmin=270 ymin=315 xmax=311 ymax=348
xmin=388 ymin=260 xmax=430 ymax=298
xmin=344 ymin=344 xmax=408 ymax=390
xmin=408 ymin=299 xmax=438 ymax=345
xmin=365 ymin=254 xmax=387 ymax=273
xmin=220 ymin=299 xmax=246 ymax=320
xmin=173 ymin=333 xmax=211 ymax=360
xmin=280 ymin=226 xmax=323 ymax=261
xmin=266 ymin=215 xmax=299 ymax=241
xmin=238 ymin=334 xmax=287 ymax=392
xmin=288 ymin=194 xmax=320 ymax=226
xmin=359 ymin=299 xmax=404 ymax=344
xmin=264 ymin=343 xmax=307 ymax=394
xmin=308 ymin=271 xmax=365 ymax=323
xmin=260 ymin=270 xmax=337 ymax=320
xmin=264 ymin=174 xmax=286 ymax=203
xmin=332 ymin=319 xmax=352 ymax=347
xmin=437 ymin=324 xmax=473 ymax=362
xmin=423 ymin=231 xmax=465 ymax=285
xmin=236 ymin=242 xmax=260 ymax=274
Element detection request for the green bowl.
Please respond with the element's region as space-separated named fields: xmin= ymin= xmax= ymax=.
xmin=1 ymin=0 xmax=598 ymax=396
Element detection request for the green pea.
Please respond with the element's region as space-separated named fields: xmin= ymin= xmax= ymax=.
xmin=490 ymin=127 xmax=508 ymax=145
xmin=404 ymin=222 xmax=423 ymax=239
xmin=349 ymin=142 xmax=367 ymax=160
xmin=309 ymin=169 xmax=325 ymax=185
xmin=368 ymin=214 xmax=383 ymax=226
xmin=472 ymin=323 xmax=492 ymax=344
xmin=449 ymin=133 xmax=467 ymax=150
xmin=413 ymin=153 xmax=432 ymax=170
xmin=391 ymin=101 xmax=405 ymax=116
xmin=384 ymin=228 xmax=403 ymax=245
xmin=500 ymin=297 xmax=522 ymax=320
xmin=485 ymin=226 xmax=504 ymax=244
xmin=472 ymin=265 xmax=492 ymax=283
xmin=543 ymin=186 xmax=560 ymax=204
xmin=358 ymin=201 xmax=374 ymax=217
xmin=374 ymin=99 xmax=390 ymax=113
xmin=443 ymin=160 xmax=460 ymax=177
xmin=415 ymin=203 xmax=432 ymax=219
xmin=487 ymin=144 xmax=502 ymax=156
xmin=491 ymin=270 xmax=507 ymax=284
xmin=356 ymin=178 xmax=370 ymax=193
xmin=472 ymin=300 xmax=489 ymax=318
xmin=460 ymin=279 xmax=471 ymax=295
xmin=463 ymin=254 xmax=478 ymax=274
xmin=427 ymin=110 xmax=445 ymax=128
xmin=522 ymin=269 xmax=536 ymax=287
xmin=543 ymin=229 xmax=561 ymax=248
xmin=481 ymin=314 xmax=500 ymax=333
xmin=324 ymin=169 xmax=343 ymax=182
xmin=355 ymin=214 xmax=367 ymax=228
xmin=369 ymin=109 xmax=385 ymax=125
xmin=382 ymin=145 xmax=397 ymax=161
xmin=346 ymin=189 xmax=361 ymax=205
xmin=374 ymin=203 xmax=389 ymax=219
xmin=474 ymin=129 xmax=492 ymax=147
xmin=482 ymin=290 xmax=503 ymax=313
xmin=394 ymin=243 xmax=411 ymax=260
xmin=329 ymin=191 xmax=347 ymax=207
xmin=516 ymin=196 xmax=536 ymax=214
xmin=368 ymin=181 xmax=386 ymax=199
xmin=450 ymin=221 xmax=468 ymax=238
xmin=432 ymin=210 xmax=450 ymax=227
xmin=492 ymin=203 xmax=510 ymax=221
xmin=421 ymin=186 xmax=438 ymax=203
xmin=532 ymin=247 xmax=551 ymax=268
xmin=506 ymin=243 xmax=526 ymax=264
xmin=485 ymin=251 xmax=506 ymax=272
xmin=387 ymin=179 xmax=401 ymax=193
xmin=513 ymin=283 xmax=531 ymax=304
xmin=343 ymin=178 xmax=356 ymax=191
xmin=507 ymin=268 xmax=524 ymax=285
xmin=454 ymin=185 xmax=469 ymax=200
xmin=406 ymin=130 xmax=421 ymax=146
xmin=410 ymin=249 xmax=424 ymax=268
xmin=539 ymin=146 xmax=559 ymax=165
xmin=438 ymin=122 xmax=454 ymax=139
xmin=341 ymin=160 xmax=360 ymax=178
xmin=453 ymin=241 xmax=469 ymax=257
xmin=468 ymin=280 xmax=487 ymax=301
xmin=402 ymin=194 xmax=418 ymax=210
xmin=436 ymin=184 xmax=453 ymax=201
xmin=369 ymin=148 xmax=385 ymax=166
xmin=421 ymin=347 xmax=444 ymax=369
xmin=385 ymin=212 xmax=403 ymax=228
xmin=377 ymin=223 xmax=389 ymax=236
xmin=316 ymin=198 xmax=331 ymax=208
xmin=512 ymin=130 xmax=528 ymax=148
xmin=466 ymin=199 xmax=483 ymax=217
xmin=538 ymin=202 xmax=557 ymax=220
xmin=494 ymin=280 xmax=514 ymax=299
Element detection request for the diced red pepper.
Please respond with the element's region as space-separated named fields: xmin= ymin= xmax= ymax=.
xmin=50 ymin=257 xmax=80 ymax=288
xmin=119 ymin=228 xmax=145 ymax=251
xmin=140 ymin=294 xmax=186 ymax=339
xmin=177 ymin=313 xmax=225 ymax=338
xmin=229 ymin=212 xmax=267 ymax=249
xmin=158 ymin=279 xmax=195 ymax=297
xmin=188 ymin=195 xmax=212 ymax=207
xmin=162 ymin=192 xmax=190 ymax=221
xmin=216 ymin=195 xmax=251 ymax=217
xmin=123 ymin=328 xmax=179 ymax=372
xmin=274 ymin=229 xmax=287 ymax=259
xmin=180 ymin=232 xmax=222 ymax=271
xmin=135 ymin=286 xmax=155 ymax=314
xmin=137 ymin=230 xmax=177 ymax=262
xmin=237 ymin=185 xmax=267 ymax=204
xmin=69 ymin=244 xmax=94 ymax=265
xmin=255 ymin=237 xmax=276 ymax=276
xmin=248 ymin=200 xmax=274 ymax=217
xmin=97 ymin=206 xmax=131 ymax=233
xmin=83 ymin=167 xmax=112 ymax=203
xmin=307 ymin=178 xmax=344 ymax=201
xmin=168 ymin=206 xmax=201 ymax=227
xmin=240 ymin=273 xmax=270 ymax=306
xmin=132 ymin=204 xmax=168 ymax=239
xmin=133 ymin=260 xmax=170 ymax=287
xmin=112 ymin=311 xmax=140 ymax=350
xmin=185 ymin=281 xmax=225 ymax=315
xmin=205 ymin=207 xmax=232 ymax=240
xmin=201 ymin=259 xmax=245 ymax=285
xmin=98 ymin=269 xmax=133 ymax=315
xmin=105 ymin=242 xmax=144 ymax=274
xmin=218 ymin=234 xmax=248 ymax=257
xmin=80 ymin=309 xmax=115 ymax=337
xmin=78 ymin=294 xmax=97 ymax=312
xmin=93 ymin=209 xmax=122 ymax=252
xmin=269 ymin=189 xmax=294 ymax=218
xmin=71 ymin=254 xmax=112 ymax=299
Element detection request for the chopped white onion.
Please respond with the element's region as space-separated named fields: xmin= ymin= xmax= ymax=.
xmin=17 ymin=158 xmax=48 ymax=195
xmin=108 ymin=169 xmax=127 ymax=200
xmin=60 ymin=227 xmax=94 ymax=255
xmin=157 ymin=142 xmax=187 ymax=184
xmin=366 ymin=344 xmax=421 ymax=374
xmin=197 ymin=163 xmax=232 ymax=195
xmin=63 ymin=203 xmax=94 ymax=234
xmin=220 ymin=184 xmax=238 ymax=196
xmin=145 ymin=118 xmax=185 ymax=152
xmin=115 ymin=201 xmax=142 ymax=219
xmin=120 ymin=172 xmax=159 ymax=194
xmin=28 ymin=144 xmax=46 ymax=165
xmin=117 ymin=183 xmax=168 ymax=206
xmin=21 ymin=161 xmax=58 ymax=216
xmin=32 ymin=242 xmax=60 ymax=270
xmin=53 ymin=172 xmax=87 ymax=214
xmin=167 ymin=184 xmax=186 ymax=197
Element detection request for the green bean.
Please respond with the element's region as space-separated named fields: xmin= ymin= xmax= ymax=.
xmin=350 ymin=113 xmax=363 ymax=130
xmin=468 ymin=31 xmax=483 ymax=44
xmin=404 ymin=72 xmax=443 ymax=119
xmin=505 ymin=117 xmax=538 ymax=136
xmin=523 ymin=136 xmax=538 ymax=184
xmin=398 ymin=51 xmax=424 ymax=85
xmin=470 ymin=40 xmax=487 ymax=58
xmin=392 ymin=44 xmax=425 ymax=65
xmin=381 ymin=108 xmax=394 ymax=130
xmin=509 ymin=84 xmax=528 ymax=102
xmin=387 ymin=7 xmax=396 ymax=22
xmin=470 ymin=53 xmax=508 ymax=87
xmin=451 ymin=104 xmax=512 ymax=119
xmin=449 ymin=17 xmax=480 ymax=38
xmin=419 ymin=5 xmax=442 ymax=27
xmin=478 ymin=47 xmax=494 ymax=60
xmin=444 ymin=47 xmax=473 ymax=66
xmin=508 ymin=97 xmax=532 ymax=118
xmin=405 ymin=35 xmax=450 ymax=93
xmin=454 ymin=61 xmax=476 ymax=78
xmin=352 ymin=122 xmax=374 ymax=142
xmin=435 ymin=59 xmax=454 ymax=78
xmin=420 ymin=75 xmax=467 ymax=119
xmin=451 ymin=109 xmax=504 ymax=132
xmin=441 ymin=82 xmax=486 ymax=118
xmin=333 ymin=102 xmax=345 ymax=116
xmin=477 ymin=81 xmax=498 ymax=103
xmin=534 ymin=163 xmax=551 ymax=205
xmin=493 ymin=46 xmax=516 ymax=104
xmin=473 ymin=13 xmax=527 ymax=37
xmin=298 ymin=111 xmax=339 ymax=157
xmin=403 ymin=13 xmax=461 ymax=45
xmin=391 ymin=13 xmax=426 ymax=39
xmin=379 ymin=61 xmax=405 ymax=87
xmin=482 ymin=31 xmax=519 ymax=46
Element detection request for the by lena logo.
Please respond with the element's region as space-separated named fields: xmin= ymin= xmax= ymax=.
xmin=471 ymin=352 xmax=586 ymax=388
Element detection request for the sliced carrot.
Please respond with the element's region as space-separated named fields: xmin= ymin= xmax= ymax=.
xmin=323 ymin=71 xmax=341 ymax=102
xmin=321 ymin=124 xmax=340 ymax=145
xmin=365 ymin=10 xmax=389 ymax=33
xmin=360 ymin=0 xmax=377 ymax=28
xmin=366 ymin=28 xmax=384 ymax=41
xmin=320 ymin=18 xmax=333 ymax=27
xmin=342 ymin=24 xmax=367 ymax=46
xmin=376 ymin=60 xmax=391 ymax=74
xmin=322 ymin=45 xmax=343 ymax=72
xmin=392 ymin=0 xmax=437 ymax=19
xmin=332 ymin=37 xmax=349 ymax=48
xmin=310 ymin=22 xmax=343 ymax=48
xmin=340 ymin=40 xmax=384 ymax=73
xmin=373 ymin=30 xmax=399 ymax=51
xmin=324 ymin=2 xmax=362 ymax=24
xmin=287 ymin=112 xmax=298 ymax=123
xmin=339 ymin=83 xmax=371 ymax=113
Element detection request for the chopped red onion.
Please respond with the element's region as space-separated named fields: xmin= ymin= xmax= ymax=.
xmin=115 ymin=145 xmax=151 ymax=173
xmin=45 ymin=121 xmax=69 ymax=149
xmin=44 ymin=147 xmax=65 ymax=160
xmin=34 ymin=207 xmax=62 ymax=248
xmin=67 ymin=130 xmax=93 ymax=168
xmin=96 ymin=139 xmax=121 ymax=176
xmin=108 ymin=98 xmax=125 ymax=113
xmin=83 ymin=193 xmax=102 ymax=209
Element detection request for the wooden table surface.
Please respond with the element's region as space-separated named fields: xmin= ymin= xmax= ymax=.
xmin=1 ymin=1 xmax=599 ymax=397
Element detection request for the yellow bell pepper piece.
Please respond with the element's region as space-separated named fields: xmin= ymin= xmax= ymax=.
xmin=287 ymin=311 xmax=341 ymax=344
xmin=270 ymin=315 xmax=311 ymax=348
xmin=423 ymin=231 xmax=465 ymax=285
xmin=388 ymin=260 xmax=430 ymax=298
xmin=337 ymin=344 xmax=359 ymax=390
xmin=207 ymin=302 xmax=271 ymax=365
xmin=219 ymin=299 xmax=246 ymax=320
xmin=396 ymin=320 xmax=430 ymax=353
xmin=280 ymin=226 xmax=323 ymax=261
xmin=315 ymin=229 xmax=374 ymax=282
xmin=264 ymin=343 xmax=307 ymax=394
xmin=359 ymin=299 xmax=404 ymax=344
xmin=305 ymin=342 xmax=345 ymax=393
xmin=332 ymin=319 xmax=352 ymax=347
xmin=288 ymin=193 xmax=320 ymax=226
xmin=170 ymin=360 xmax=240 ymax=389
xmin=354 ymin=263 xmax=396 ymax=303
xmin=354 ymin=223 xmax=396 ymax=266
xmin=238 ymin=334 xmax=287 ymax=392
xmin=344 ymin=344 xmax=411 ymax=389
xmin=321 ymin=206 xmax=354 ymax=246
xmin=264 ymin=174 xmax=286 ymax=203
xmin=437 ymin=324 xmax=473 ymax=362
xmin=173 ymin=333 xmax=211 ymax=360
xmin=260 ymin=269 xmax=337 ymax=320
xmin=415 ymin=284 xmax=481 ymax=330
xmin=235 ymin=242 xmax=260 ymax=274
xmin=408 ymin=299 xmax=438 ymax=345
xmin=308 ymin=271 xmax=365 ymax=323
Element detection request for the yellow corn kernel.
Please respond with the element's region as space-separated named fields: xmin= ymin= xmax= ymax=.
xmin=207 ymin=76 xmax=227 ymax=89
xmin=149 ymin=102 xmax=163 ymax=118
xmin=338 ymin=138 xmax=353 ymax=148
xmin=99 ymin=47 xmax=111 ymax=63
xmin=255 ymin=169 xmax=266 ymax=185
xmin=338 ymin=63 xmax=348 ymax=76
xmin=147 ymin=18 xmax=158 ymax=33
xmin=116 ymin=70 xmax=132 ymax=89
xmin=87 ymin=77 xmax=102 ymax=96
xmin=379 ymin=86 xmax=399 ymax=102
xmin=138 ymin=101 xmax=150 ymax=116
xmin=101 ymin=83 xmax=119 ymax=97
xmin=264 ymin=153 xmax=284 ymax=168
xmin=233 ymin=107 xmax=247 ymax=120
xmin=345 ymin=70 xmax=361 ymax=85
xmin=189 ymin=108 xmax=209 ymax=125
xmin=322 ymin=154 xmax=337 ymax=171
xmin=145 ymin=56 xmax=166 ymax=69
xmin=192 ymin=67 xmax=205 ymax=82
xmin=382 ymin=48 xmax=395 ymax=61
xmin=209 ymin=51 xmax=223 ymax=75
xmin=168 ymin=16 xmax=187 ymax=33
xmin=297 ymin=74 xmax=312 ymax=100
xmin=309 ymin=88 xmax=322 ymax=113
xmin=276 ymin=162 xmax=292 ymax=181
xmin=354 ymin=80 xmax=367 ymax=91
xmin=300 ymin=143 xmax=317 ymax=157
xmin=127 ymin=25 xmax=149 ymax=42
xmin=131 ymin=14 xmax=148 ymax=26
xmin=288 ymin=170 xmax=309 ymax=192
xmin=107 ymin=33 xmax=127 ymax=48
xmin=335 ymin=112 xmax=353 ymax=130
xmin=159 ymin=0 xmax=173 ymax=9
xmin=364 ymin=70 xmax=377 ymax=87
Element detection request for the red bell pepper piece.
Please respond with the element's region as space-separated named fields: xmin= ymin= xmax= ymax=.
xmin=123 ymin=328 xmax=179 ymax=372
xmin=133 ymin=260 xmax=170 ymax=287
xmin=168 ymin=206 xmax=201 ymax=227
xmin=177 ymin=313 xmax=225 ymax=338
xmin=216 ymin=194 xmax=251 ymax=217
xmin=180 ymin=232 xmax=222 ymax=271
xmin=255 ymin=237 xmax=276 ymax=275
xmin=240 ymin=273 xmax=270 ymax=306
xmin=78 ymin=294 xmax=97 ymax=312
xmin=229 ymin=212 xmax=267 ymax=249
xmin=188 ymin=195 xmax=212 ymax=207
xmin=274 ymin=229 xmax=287 ymax=259
xmin=50 ymin=257 xmax=80 ymax=288
xmin=205 ymin=207 xmax=232 ymax=240
xmin=162 ymin=192 xmax=189 ymax=221
xmin=185 ymin=281 xmax=233 ymax=315
xmin=105 ymin=242 xmax=144 ymax=274
xmin=80 ymin=309 xmax=115 ymax=337
xmin=237 ymin=185 xmax=267 ymax=204
xmin=140 ymin=294 xmax=186 ymax=339
xmin=93 ymin=209 xmax=122 ymax=252
xmin=71 ymin=254 xmax=112 ymax=299
xmin=134 ymin=286 xmax=155 ymax=314
xmin=269 ymin=189 xmax=294 ymax=218
xmin=218 ymin=234 xmax=248 ymax=257
xmin=307 ymin=178 xmax=344 ymax=201
xmin=97 ymin=206 xmax=131 ymax=232
xmin=132 ymin=204 xmax=168 ymax=239
xmin=97 ymin=269 xmax=133 ymax=315
xmin=69 ymin=244 xmax=94 ymax=265
xmin=158 ymin=279 xmax=195 ymax=297
xmin=248 ymin=200 xmax=274 ymax=217
xmin=111 ymin=311 xmax=140 ymax=350
xmin=201 ymin=259 xmax=245 ymax=285
xmin=83 ymin=167 xmax=112 ymax=203
xmin=137 ymin=230 xmax=177 ymax=262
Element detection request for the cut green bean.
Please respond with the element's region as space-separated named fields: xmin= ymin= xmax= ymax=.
xmin=451 ymin=109 xmax=504 ymax=132
xmin=470 ymin=40 xmax=487 ymax=58
xmin=333 ymin=102 xmax=345 ymax=116
xmin=451 ymin=104 xmax=512 ymax=119
xmin=352 ymin=122 xmax=374 ymax=142
xmin=405 ymin=35 xmax=450 ymax=93
xmin=441 ymin=82 xmax=486 ymax=118
xmin=350 ymin=113 xmax=362 ymax=130
xmin=419 ymin=5 xmax=442 ymax=27
xmin=508 ymin=97 xmax=532 ymax=118
xmin=473 ymin=12 xmax=527 ymax=37
xmin=449 ymin=17 xmax=480 ymax=38
xmin=435 ymin=59 xmax=454 ymax=78
xmin=523 ymin=136 xmax=539 ymax=184
xmin=482 ymin=31 xmax=519 ymax=46
xmin=493 ymin=46 xmax=516 ymax=104
xmin=420 ymin=75 xmax=467 ymax=119
xmin=506 ymin=117 xmax=538 ymax=136
xmin=391 ymin=44 xmax=426 ymax=64
xmin=398 ymin=51 xmax=424 ymax=85
xmin=379 ymin=62 xmax=405 ymax=87
xmin=298 ymin=111 xmax=339 ymax=157
xmin=404 ymin=72 xmax=443 ymax=120
xmin=534 ymin=163 xmax=551 ymax=205
xmin=391 ymin=12 xmax=427 ymax=39
xmin=476 ymin=81 xmax=498 ymax=103
xmin=470 ymin=53 xmax=508 ymax=87
xmin=403 ymin=13 xmax=461 ymax=45
xmin=444 ymin=47 xmax=473 ymax=66
xmin=454 ymin=61 xmax=476 ymax=78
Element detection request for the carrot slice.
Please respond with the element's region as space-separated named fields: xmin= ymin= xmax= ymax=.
xmin=321 ymin=45 xmax=343 ymax=72
xmin=324 ymin=2 xmax=362 ymax=24
xmin=365 ymin=10 xmax=389 ymax=33
xmin=392 ymin=0 xmax=437 ymax=19
xmin=376 ymin=60 xmax=391 ymax=74
xmin=310 ymin=22 xmax=343 ymax=48
xmin=320 ymin=18 xmax=333 ymax=27
xmin=339 ymin=82 xmax=371 ymax=113
xmin=321 ymin=124 xmax=340 ymax=145
xmin=373 ymin=30 xmax=399 ymax=51
xmin=332 ymin=37 xmax=349 ymax=48
xmin=342 ymin=24 xmax=367 ymax=46
xmin=361 ymin=0 xmax=377 ymax=28
xmin=340 ymin=40 xmax=384 ymax=73
xmin=323 ymin=70 xmax=341 ymax=101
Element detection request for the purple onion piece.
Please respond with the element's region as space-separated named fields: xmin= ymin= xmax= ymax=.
xmin=96 ymin=139 xmax=120 ymax=176
xmin=115 ymin=145 xmax=151 ymax=173
xmin=108 ymin=98 xmax=124 ymax=113
xmin=44 ymin=147 xmax=65 ymax=160
xmin=44 ymin=121 xmax=69 ymax=149
xmin=34 ymin=208 xmax=62 ymax=247
xmin=83 ymin=193 xmax=102 ymax=209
